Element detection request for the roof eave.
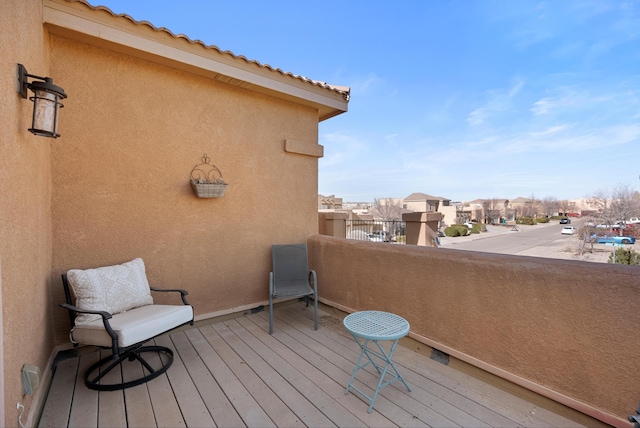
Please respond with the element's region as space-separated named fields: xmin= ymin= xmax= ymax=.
xmin=43 ymin=0 xmax=350 ymax=121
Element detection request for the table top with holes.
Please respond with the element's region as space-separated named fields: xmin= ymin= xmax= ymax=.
xmin=343 ymin=310 xmax=410 ymax=341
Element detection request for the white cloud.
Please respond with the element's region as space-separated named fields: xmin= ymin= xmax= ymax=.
xmin=350 ymin=73 xmax=382 ymax=94
xmin=531 ymin=97 xmax=553 ymax=115
xmin=509 ymin=80 xmax=525 ymax=97
xmin=319 ymin=132 xmax=366 ymax=167
xmin=384 ymin=134 xmax=398 ymax=145
xmin=466 ymin=108 xmax=486 ymax=126
xmin=466 ymin=80 xmax=525 ymax=125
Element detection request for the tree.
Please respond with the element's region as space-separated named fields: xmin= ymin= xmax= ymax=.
xmin=372 ymin=198 xmax=404 ymax=238
xmin=588 ymin=183 xmax=640 ymax=233
xmin=482 ymin=198 xmax=502 ymax=224
xmin=558 ymin=199 xmax=572 ymax=216
xmin=540 ymin=196 xmax=559 ymax=217
xmin=372 ymin=198 xmax=402 ymax=221
xmin=610 ymin=183 xmax=640 ymax=224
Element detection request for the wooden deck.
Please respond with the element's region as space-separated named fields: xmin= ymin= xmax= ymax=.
xmin=38 ymin=303 xmax=594 ymax=427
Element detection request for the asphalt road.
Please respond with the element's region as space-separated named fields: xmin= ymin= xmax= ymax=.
xmin=440 ymin=222 xmax=580 ymax=256
xmin=439 ymin=221 xmax=618 ymax=263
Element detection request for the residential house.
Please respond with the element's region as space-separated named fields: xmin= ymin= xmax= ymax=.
xmin=465 ymin=198 xmax=514 ymax=223
xmin=403 ymin=192 xmax=456 ymax=226
xmin=510 ymin=196 xmax=538 ymax=218
xmin=318 ymin=194 xmax=343 ymax=210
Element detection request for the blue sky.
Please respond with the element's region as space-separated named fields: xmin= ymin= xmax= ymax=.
xmin=95 ymin=0 xmax=640 ymax=202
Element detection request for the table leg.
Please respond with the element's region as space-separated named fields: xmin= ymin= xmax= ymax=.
xmin=346 ymin=335 xmax=411 ymax=413
xmin=345 ymin=337 xmax=371 ymax=394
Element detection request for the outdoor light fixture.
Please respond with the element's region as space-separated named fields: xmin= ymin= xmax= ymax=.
xmin=17 ymin=63 xmax=67 ymax=138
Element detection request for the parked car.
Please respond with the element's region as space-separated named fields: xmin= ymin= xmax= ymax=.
xmin=559 ymin=218 xmax=570 ymax=224
xmin=371 ymin=230 xmax=392 ymax=242
xmin=347 ymin=230 xmax=373 ymax=241
xmin=561 ymin=226 xmax=576 ymax=235
xmin=588 ymin=234 xmax=635 ymax=244
xmin=596 ymin=224 xmax=622 ymax=231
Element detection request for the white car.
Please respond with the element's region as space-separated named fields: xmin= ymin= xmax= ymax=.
xmin=561 ymin=226 xmax=577 ymax=235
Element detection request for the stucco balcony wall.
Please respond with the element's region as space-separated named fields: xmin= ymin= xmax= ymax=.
xmin=308 ymin=234 xmax=639 ymax=425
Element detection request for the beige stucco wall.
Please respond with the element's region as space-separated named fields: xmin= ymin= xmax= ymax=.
xmin=49 ymin=34 xmax=322 ymax=344
xmin=439 ymin=204 xmax=457 ymax=226
xmin=0 ymin=0 xmax=55 ymax=424
xmin=2 ymin=0 xmax=341 ymax=423
xmin=309 ymin=235 xmax=639 ymax=424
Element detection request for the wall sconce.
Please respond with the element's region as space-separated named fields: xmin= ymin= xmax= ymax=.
xmin=17 ymin=63 xmax=67 ymax=138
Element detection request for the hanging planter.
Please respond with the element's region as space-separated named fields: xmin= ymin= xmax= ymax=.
xmin=189 ymin=153 xmax=228 ymax=198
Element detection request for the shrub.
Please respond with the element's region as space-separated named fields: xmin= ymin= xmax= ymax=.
xmin=444 ymin=225 xmax=468 ymax=237
xmin=469 ymin=223 xmax=482 ymax=234
xmin=608 ymin=248 xmax=640 ymax=265
xmin=536 ymin=217 xmax=550 ymax=224
xmin=516 ymin=217 xmax=536 ymax=225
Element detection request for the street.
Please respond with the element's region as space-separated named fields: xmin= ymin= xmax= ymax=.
xmin=439 ymin=221 xmax=613 ymax=263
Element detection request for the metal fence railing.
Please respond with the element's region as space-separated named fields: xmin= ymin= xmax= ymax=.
xmin=345 ymin=220 xmax=406 ymax=244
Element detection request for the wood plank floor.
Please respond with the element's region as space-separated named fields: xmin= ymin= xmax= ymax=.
xmin=38 ymin=303 xmax=594 ymax=427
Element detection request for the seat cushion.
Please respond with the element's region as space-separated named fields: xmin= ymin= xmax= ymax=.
xmin=71 ymin=304 xmax=194 ymax=348
xmin=273 ymin=279 xmax=313 ymax=298
xmin=67 ymin=258 xmax=154 ymax=324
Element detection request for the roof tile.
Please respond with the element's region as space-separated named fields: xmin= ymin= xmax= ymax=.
xmin=75 ymin=0 xmax=349 ymax=99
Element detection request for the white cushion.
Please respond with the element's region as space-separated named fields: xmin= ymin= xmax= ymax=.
xmin=71 ymin=304 xmax=194 ymax=348
xmin=67 ymin=258 xmax=153 ymax=324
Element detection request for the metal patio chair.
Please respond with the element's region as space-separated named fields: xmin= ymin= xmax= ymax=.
xmin=269 ymin=244 xmax=318 ymax=334
xmin=60 ymin=258 xmax=194 ymax=391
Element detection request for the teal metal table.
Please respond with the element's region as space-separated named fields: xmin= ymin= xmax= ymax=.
xmin=343 ymin=310 xmax=411 ymax=413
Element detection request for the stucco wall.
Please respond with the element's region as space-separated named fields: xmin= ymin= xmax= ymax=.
xmin=49 ymin=35 xmax=321 ymax=345
xmin=309 ymin=235 xmax=639 ymax=424
xmin=0 ymin=0 xmax=55 ymax=425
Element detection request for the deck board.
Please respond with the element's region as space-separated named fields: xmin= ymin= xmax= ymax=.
xmin=38 ymin=303 xmax=595 ymax=428
xmin=146 ymin=343 xmax=187 ymax=428
xmin=202 ymin=323 xmax=298 ymax=427
xmin=292 ymin=304 xmax=585 ymax=428
xmin=38 ymin=356 xmax=78 ymax=428
xmin=232 ymin=316 xmax=363 ymax=427
xmin=176 ymin=327 xmax=274 ymax=427
xmin=154 ymin=333 xmax=219 ymax=428
xmin=237 ymin=317 xmax=396 ymax=428
xmin=96 ymin=349 xmax=127 ymax=428
xmin=68 ymin=351 xmax=99 ymax=428
xmin=122 ymin=354 xmax=156 ymax=428
xmin=266 ymin=308 xmax=460 ymax=427
xmin=211 ymin=321 xmax=310 ymax=427
xmin=247 ymin=313 xmax=421 ymax=427
xmin=178 ymin=328 xmax=246 ymax=428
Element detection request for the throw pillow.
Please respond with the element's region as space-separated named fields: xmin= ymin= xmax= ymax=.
xmin=67 ymin=258 xmax=154 ymax=324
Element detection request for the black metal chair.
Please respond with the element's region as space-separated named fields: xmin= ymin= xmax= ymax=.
xmin=269 ymin=244 xmax=318 ymax=334
xmin=60 ymin=259 xmax=194 ymax=391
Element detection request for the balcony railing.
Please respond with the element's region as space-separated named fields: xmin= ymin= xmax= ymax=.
xmin=308 ymin=233 xmax=638 ymax=426
xmin=345 ymin=220 xmax=406 ymax=244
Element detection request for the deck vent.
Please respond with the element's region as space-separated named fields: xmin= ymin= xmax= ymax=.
xmin=430 ymin=348 xmax=450 ymax=365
